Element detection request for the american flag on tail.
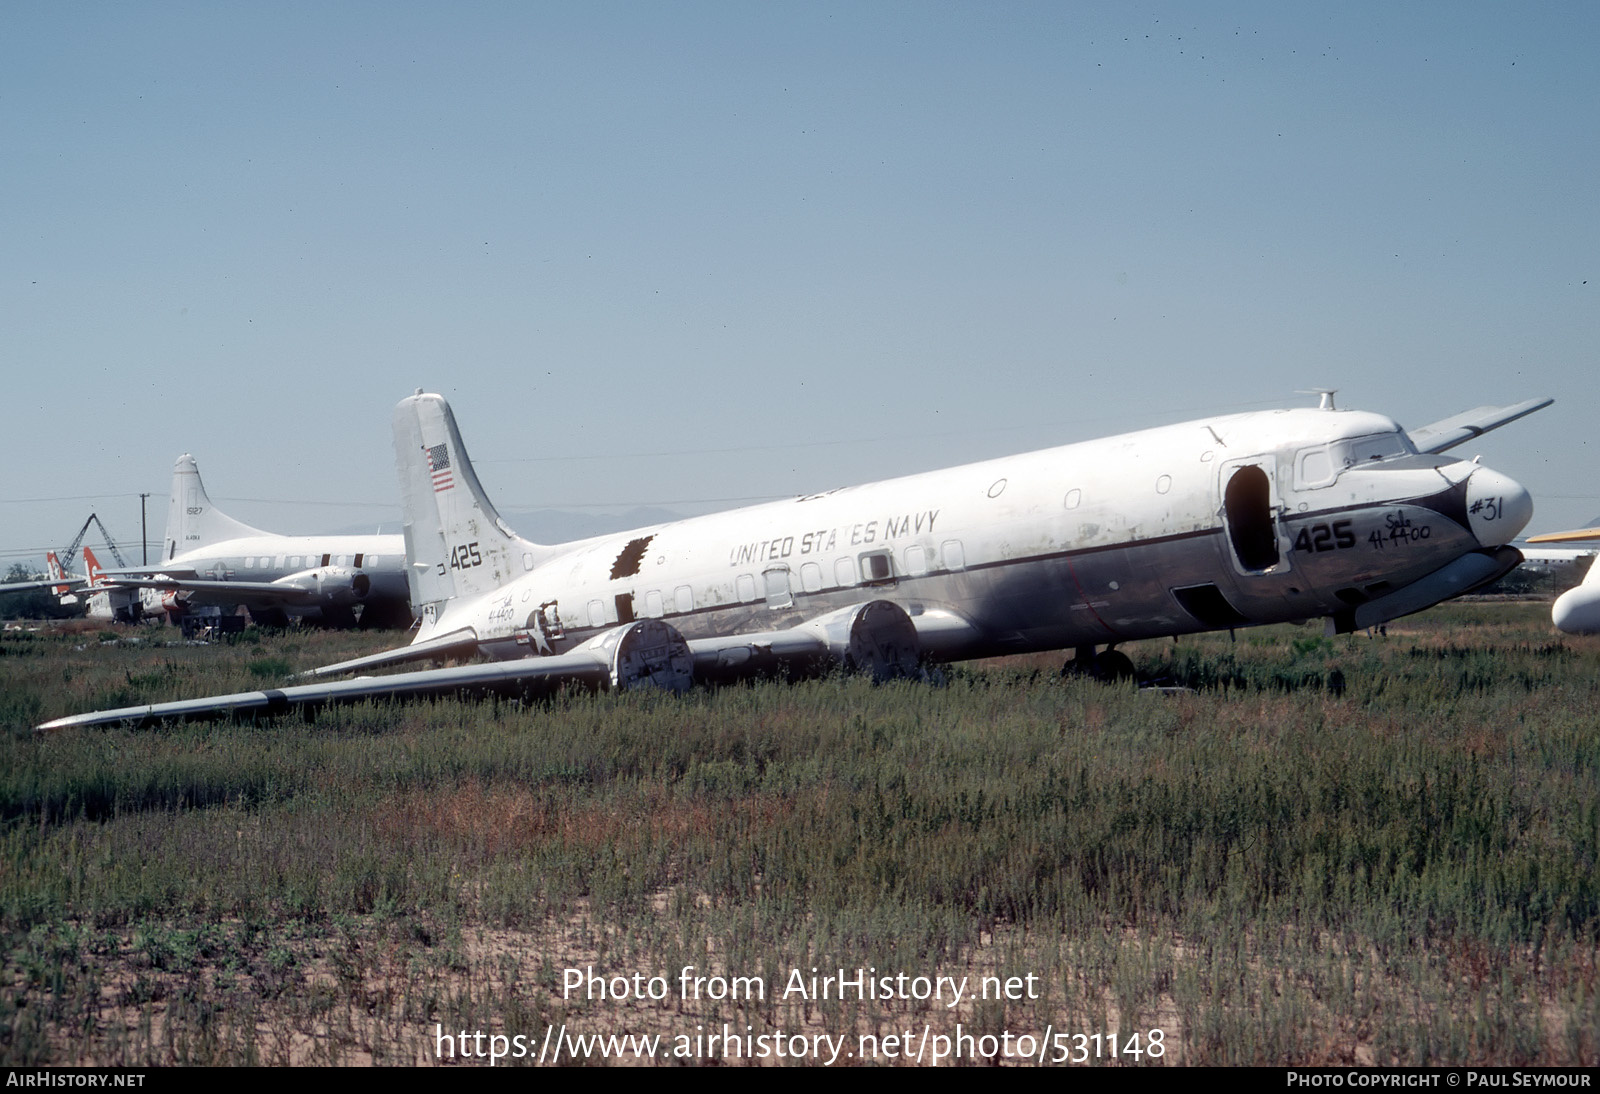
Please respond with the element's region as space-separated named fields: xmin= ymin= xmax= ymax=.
xmin=426 ymin=443 xmax=453 ymax=493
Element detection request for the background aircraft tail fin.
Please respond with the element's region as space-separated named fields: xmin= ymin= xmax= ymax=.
xmin=45 ymin=551 xmax=69 ymax=594
xmin=82 ymin=546 xmax=106 ymax=586
xmin=393 ymin=392 xmax=547 ymax=615
xmin=161 ymin=455 xmax=269 ymax=563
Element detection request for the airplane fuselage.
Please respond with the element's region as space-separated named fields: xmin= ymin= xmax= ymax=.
xmin=424 ymin=408 xmax=1529 ymax=660
xmin=117 ymin=534 xmax=409 ymax=624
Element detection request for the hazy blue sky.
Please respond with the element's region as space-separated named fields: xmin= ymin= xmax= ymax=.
xmin=3 ymin=2 xmax=1594 ymax=567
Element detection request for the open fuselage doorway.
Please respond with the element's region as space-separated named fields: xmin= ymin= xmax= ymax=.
xmin=1223 ymin=462 xmax=1281 ymax=572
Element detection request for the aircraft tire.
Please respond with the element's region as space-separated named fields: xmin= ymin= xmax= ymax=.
xmin=249 ymin=607 xmax=291 ymax=629
xmin=1092 ymin=650 xmax=1136 ymax=682
xmin=1062 ymin=648 xmax=1136 ymax=682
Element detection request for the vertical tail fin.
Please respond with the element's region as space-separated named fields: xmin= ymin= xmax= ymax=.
xmin=162 ymin=455 xmax=268 ymax=563
xmin=46 ymin=551 xmax=69 ymax=595
xmin=392 ymin=392 xmax=548 ymax=618
xmin=80 ymin=546 xmax=134 ymax=622
xmin=82 ymin=546 xmax=106 ymax=587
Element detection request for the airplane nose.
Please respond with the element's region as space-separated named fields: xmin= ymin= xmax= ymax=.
xmin=1464 ymin=466 xmax=1533 ymax=546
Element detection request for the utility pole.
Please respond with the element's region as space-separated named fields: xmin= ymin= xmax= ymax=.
xmin=140 ymin=494 xmax=149 ymax=564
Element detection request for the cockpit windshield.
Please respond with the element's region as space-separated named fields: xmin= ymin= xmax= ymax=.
xmin=1293 ymin=430 xmax=1415 ymax=490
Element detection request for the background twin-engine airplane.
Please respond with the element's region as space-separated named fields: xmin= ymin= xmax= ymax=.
xmin=39 ymin=391 xmax=1552 ymax=730
xmin=84 ymin=456 xmax=413 ymax=630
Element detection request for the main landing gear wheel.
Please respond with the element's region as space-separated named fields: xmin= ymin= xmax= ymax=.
xmin=249 ymin=607 xmax=291 ymax=629
xmin=1063 ymin=646 xmax=1136 ymax=683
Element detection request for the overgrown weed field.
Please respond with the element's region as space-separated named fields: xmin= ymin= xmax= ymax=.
xmin=1 ymin=603 xmax=1595 ymax=1065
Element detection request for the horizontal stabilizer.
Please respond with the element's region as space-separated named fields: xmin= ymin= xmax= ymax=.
xmin=298 ymin=628 xmax=484 ymax=679
xmin=1407 ymin=398 xmax=1552 ymax=454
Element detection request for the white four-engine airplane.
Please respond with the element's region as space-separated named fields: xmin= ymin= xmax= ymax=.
xmin=39 ymin=391 xmax=1550 ymax=730
xmin=87 ymin=454 xmax=414 ymax=629
xmin=1524 ymin=526 xmax=1600 ymax=634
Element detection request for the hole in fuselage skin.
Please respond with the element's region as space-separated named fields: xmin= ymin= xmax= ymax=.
xmin=610 ymin=536 xmax=654 ymax=580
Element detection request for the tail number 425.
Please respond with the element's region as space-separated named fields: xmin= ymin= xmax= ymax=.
xmin=438 ymin=541 xmax=482 ymax=574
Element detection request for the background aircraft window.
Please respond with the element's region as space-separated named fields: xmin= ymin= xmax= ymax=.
xmin=321 ymin=554 xmax=331 ymax=567
xmin=763 ymin=566 xmax=793 ymax=609
xmin=834 ymin=557 xmax=858 ymax=587
xmin=942 ymin=540 xmax=965 ymax=571
xmin=586 ymin=599 xmax=606 ymax=627
xmin=904 ymin=545 xmax=929 ymax=576
xmin=643 ymin=590 xmax=664 ymax=618
xmin=243 ymin=558 xmax=254 ymax=569
xmin=354 ymin=554 xmax=364 ymax=568
xmin=1156 ymin=474 xmax=1172 ymax=495
xmin=1064 ymin=488 xmax=1081 ymax=510
xmin=800 ymin=562 xmax=823 ymax=593
xmin=674 ymin=585 xmax=694 ymax=613
xmin=736 ymin=573 xmax=758 ymax=602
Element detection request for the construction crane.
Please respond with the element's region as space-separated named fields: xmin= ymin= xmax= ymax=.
xmin=59 ymin=514 xmax=126 ymax=570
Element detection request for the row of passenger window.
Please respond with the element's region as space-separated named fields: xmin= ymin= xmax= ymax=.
xmin=574 ymin=540 xmax=968 ymax=630
xmin=238 ymin=553 xmax=375 ymax=570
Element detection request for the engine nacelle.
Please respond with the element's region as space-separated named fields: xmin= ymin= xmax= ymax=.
xmin=800 ymin=599 xmax=923 ymax=682
xmin=274 ymin=567 xmax=372 ymax=608
xmin=579 ymin=619 xmax=694 ymax=693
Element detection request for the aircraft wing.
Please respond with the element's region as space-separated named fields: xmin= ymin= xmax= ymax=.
xmin=95 ymin=575 xmax=328 ymax=607
xmin=39 ymin=600 xmax=962 ymax=731
xmin=1407 ymin=398 xmax=1553 ymax=454
xmin=0 ymin=577 xmax=87 ymax=594
xmin=1526 ymin=527 xmax=1600 ymax=544
xmin=37 ymin=649 xmax=619 ymax=731
xmin=307 ymin=600 xmax=973 ymax=683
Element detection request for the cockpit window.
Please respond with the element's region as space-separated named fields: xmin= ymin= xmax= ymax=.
xmin=1294 ymin=431 xmax=1413 ymax=490
xmin=1341 ymin=431 xmax=1413 ymax=466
